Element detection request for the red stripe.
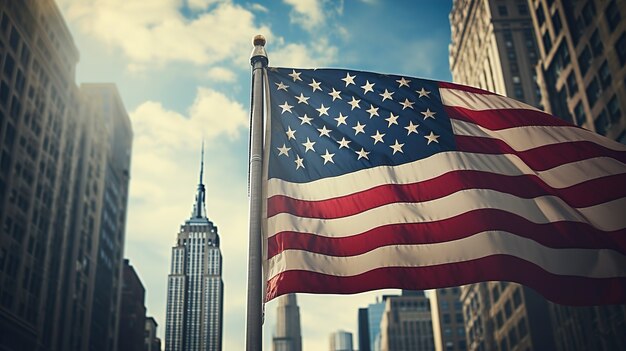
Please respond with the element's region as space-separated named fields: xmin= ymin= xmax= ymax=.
xmin=438 ymin=82 xmax=498 ymax=95
xmin=455 ymin=136 xmax=626 ymax=170
xmin=267 ymin=209 xmax=626 ymax=259
xmin=267 ymin=171 xmax=626 ymax=219
xmin=446 ymin=105 xmax=571 ymax=128
xmin=265 ymin=255 xmax=626 ymax=305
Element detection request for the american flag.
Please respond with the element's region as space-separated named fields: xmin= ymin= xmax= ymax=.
xmin=263 ymin=67 xmax=626 ymax=305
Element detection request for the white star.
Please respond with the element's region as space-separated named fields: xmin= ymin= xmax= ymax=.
xmin=288 ymin=69 xmax=302 ymax=82
xmin=348 ymin=96 xmax=361 ymax=110
xmin=309 ymin=79 xmax=322 ymax=92
xmin=416 ymin=87 xmax=431 ymax=98
xmin=424 ymin=131 xmax=440 ymax=145
xmin=385 ymin=112 xmax=399 ymax=127
xmin=352 ymin=121 xmax=366 ymax=135
xmin=302 ymin=137 xmax=316 ymax=153
xmin=294 ymin=155 xmax=305 ymax=169
xmin=285 ymin=126 xmax=296 ymax=140
xmin=275 ymin=82 xmax=289 ymax=91
xmin=341 ymin=73 xmax=356 ymax=87
xmin=328 ymin=88 xmax=342 ymax=101
xmin=317 ymin=125 xmax=331 ymax=137
xmin=366 ymin=105 xmax=380 ymax=118
xmin=279 ymin=101 xmax=294 ymax=114
xmin=337 ymin=137 xmax=351 ymax=149
xmin=390 ymin=140 xmax=405 ymax=154
xmin=399 ymin=98 xmax=415 ymax=110
xmin=355 ymin=148 xmax=370 ymax=160
xmin=334 ymin=112 xmax=348 ymax=126
xmin=405 ymin=121 xmax=419 ymax=135
xmin=371 ymin=130 xmax=385 ymax=144
xmin=277 ymin=144 xmax=291 ymax=157
xmin=361 ymin=80 xmax=375 ymax=94
xmin=379 ymin=89 xmax=394 ymax=101
xmin=321 ymin=149 xmax=335 ymax=165
xmin=316 ymin=104 xmax=330 ymax=117
xmin=396 ymin=77 xmax=411 ymax=88
xmin=298 ymin=114 xmax=313 ymax=125
xmin=295 ymin=93 xmax=310 ymax=104
xmin=421 ymin=108 xmax=436 ymax=119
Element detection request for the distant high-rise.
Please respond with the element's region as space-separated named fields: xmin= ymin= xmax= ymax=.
xmin=145 ymin=316 xmax=162 ymax=351
xmin=0 ymin=2 xmax=133 ymax=350
xmin=272 ymin=293 xmax=302 ymax=351
xmin=165 ymin=149 xmax=223 ymax=351
xmin=329 ymin=330 xmax=353 ymax=351
xmin=379 ymin=291 xmax=434 ymax=351
xmin=430 ymin=287 xmax=466 ymax=351
xmin=118 ymin=259 xmax=147 ymax=351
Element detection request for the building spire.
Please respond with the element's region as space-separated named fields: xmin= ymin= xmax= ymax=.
xmin=192 ymin=142 xmax=207 ymax=219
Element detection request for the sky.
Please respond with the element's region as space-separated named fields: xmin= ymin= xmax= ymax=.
xmin=55 ymin=0 xmax=453 ymax=349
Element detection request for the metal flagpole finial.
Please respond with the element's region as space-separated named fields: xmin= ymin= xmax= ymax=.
xmin=251 ymin=34 xmax=268 ymax=66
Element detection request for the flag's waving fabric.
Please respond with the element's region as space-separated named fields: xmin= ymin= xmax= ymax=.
xmin=263 ymin=67 xmax=626 ymax=305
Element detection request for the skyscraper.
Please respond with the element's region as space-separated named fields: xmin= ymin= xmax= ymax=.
xmin=379 ymin=291 xmax=434 ymax=351
xmin=430 ymin=287 xmax=466 ymax=351
xmin=329 ymin=330 xmax=354 ymax=351
xmin=0 ymin=2 xmax=133 ymax=350
xmin=165 ymin=150 xmax=223 ymax=351
xmin=272 ymin=293 xmax=302 ymax=351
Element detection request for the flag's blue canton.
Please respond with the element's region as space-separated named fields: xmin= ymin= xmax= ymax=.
xmin=267 ymin=68 xmax=457 ymax=183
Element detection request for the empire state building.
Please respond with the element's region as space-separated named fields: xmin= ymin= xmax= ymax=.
xmin=165 ymin=151 xmax=223 ymax=351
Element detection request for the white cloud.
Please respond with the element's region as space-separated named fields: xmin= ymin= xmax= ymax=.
xmin=187 ymin=0 xmax=225 ymax=10
xmin=270 ymin=37 xmax=338 ymax=68
xmin=248 ymin=3 xmax=269 ymax=13
xmin=58 ymin=0 xmax=272 ymax=69
xmin=282 ymin=0 xmax=324 ymax=32
xmin=207 ymin=66 xmax=237 ymax=82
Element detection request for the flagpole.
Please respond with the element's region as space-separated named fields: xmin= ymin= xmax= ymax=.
xmin=246 ymin=34 xmax=267 ymax=351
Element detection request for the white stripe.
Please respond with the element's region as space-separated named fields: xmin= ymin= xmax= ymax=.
xmin=452 ymin=119 xmax=626 ymax=152
xmin=266 ymin=230 xmax=626 ymax=279
xmin=268 ymin=189 xmax=626 ymax=236
xmin=440 ymin=88 xmax=542 ymax=112
xmin=267 ymin=151 xmax=625 ymax=200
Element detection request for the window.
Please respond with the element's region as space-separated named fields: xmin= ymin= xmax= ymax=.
xmin=513 ymin=289 xmax=522 ymax=308
xmin=574 ymin=101 xmax=586 ymax=126
xmin=9 ymin=26 xmax=19 ymax=51
xmin=0 ymin=81 xmax=9 ymax=107
xmin=492 ymin=286 xmax=500 ymax=302
xmin=590 ymin=30 xmax=603 ymax=56
xmin=518 ymin=317 xmax=528 ymax=338
xmin=608 ymin=95 xmax=621 ymax=123
xmin=514 ymin=84 xmax=524 ymax=99
xmin=444 ymin=313 xmax=451 ymax=324
xmin=441 ymin=300 xmax=449 ymax=310
xmin=543 ymin=31 xmax=552 ymax=53
xmin=552 ymin=11 xmax=562 ymax=35
xmin=586 ymin=78 xmax=601 ymax=107
xmin=499 ymin=5 xmax=508 ymax=16
xmin=578 ymin=46 xmax=592 ymax=76
xmin=616 ymin=32 xmax=626 ymax=65
xmin=599 ymin=61 xmax=612 ymax=88
xmin=605 ymin=0 xmax=621 ymax=32
xmin=458 ymin=327 xmax=466 ymax=336
xmin=567 ymin=73 xmax=578 ymax=95
xmin=456 ymin=313 xmax=464 ymax=323
xmin=582 ymin=1 xmax=596 ymax=26
xmin=594 ymin=110 xmax=610 ymax=135
xmin=500 ymin=337 xmax=509 ymax=351
xmin=504 ymin=301 xmax=513 ymax=318
xmin=3 ymin=53 xmax=15 ymax=79
xmin=509 ymin=328 xmax=519 ymax=346
xmin=536 ymin=4 xmax=545 ymax=26
xmin=496 ymin=311 xmax=504 ymax=329
xmin=518 ymin=3 xmax=528 ymax=15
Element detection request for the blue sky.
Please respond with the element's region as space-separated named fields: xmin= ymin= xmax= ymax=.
xmin=57 ymin=0 xmax=453 ymax=349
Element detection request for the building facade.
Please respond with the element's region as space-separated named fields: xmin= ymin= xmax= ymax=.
xmin=379 ymin=291 xmax=434 ymax=351
xmin=272 ymin=293 xmax=302 ymax=351
xmin=530 ymin=0 xmax=626 ymax=140
xmin=449 ymin=0 xmax=542 ymax=108
xmin=118 ymin=259 xmax=147 ymax=351
xmin=165 ymin=153 xmax=223 ymax=351
xmin=145 ymin=316 xmax=162 ymax=351
xmin=430 ymin=287 xmax=466 ymax=351
xmin=329 ymin=330 xmax=353 ymax=351
xmin=0 ymin=1 xmax=132 ymax=350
